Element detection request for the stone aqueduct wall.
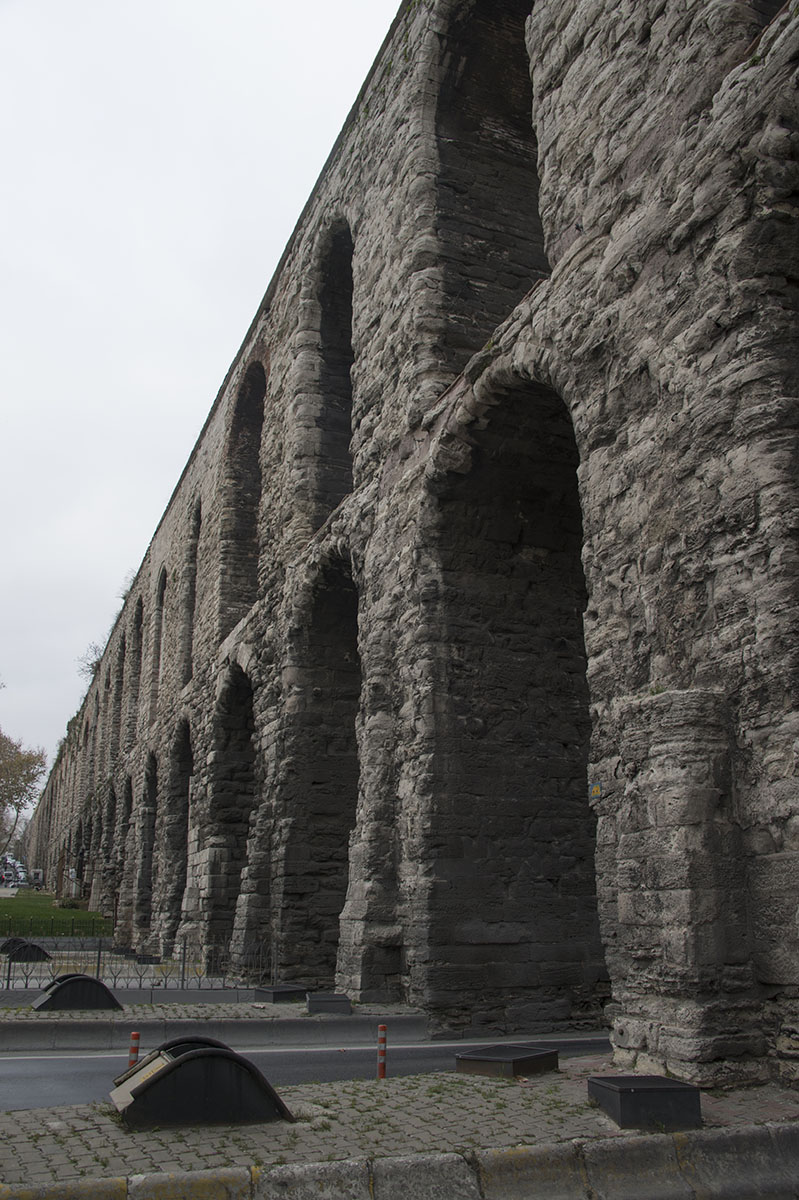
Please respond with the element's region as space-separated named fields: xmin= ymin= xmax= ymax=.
xmin=28 ymin=0 xmax=799 ymax=1083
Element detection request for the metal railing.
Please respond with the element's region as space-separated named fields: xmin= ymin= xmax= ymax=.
xmin=0 ymin=915 xmax=113 ymax=940
xmin=0 ymin=936 xmax=272 ymax=992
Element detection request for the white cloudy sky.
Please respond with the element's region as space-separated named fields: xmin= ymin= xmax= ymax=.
xmin=0 ymin=0 xmax=400 ymax=770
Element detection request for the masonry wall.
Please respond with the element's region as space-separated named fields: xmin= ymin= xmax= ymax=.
xmin=28 ymin=0 xmax=799 ymax=1083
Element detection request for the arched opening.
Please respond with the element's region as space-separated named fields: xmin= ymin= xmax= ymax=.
xmin=205 ymin=666 xmax=258 ymax=969
xmin=115 ymin=775 xmax=134 ymax=928
xmin=314 ymin=224 xmax=355 ymax=530
xmin=110 ymin=636 xmax=125 ymax=762
xmin=149 ymin=568 xmax=167 ymax=723
xmin=275 ymin=558 xmax=361 ymax=987
xmin=160 ymin=721 xmax=193 ymax=956
xmin=752 ymin=0 xmax=787 ymax=26
xmin=181 ymin=501 xmax=202 ymax=685
xmin=219 ymin=362 xmax=266 ymax=639
xmin=74 ymin=819 xmax=85 ymax=898
xmin=100 ymin=784 xmax=117 ymax=913
xmin=435 ymin=0 xmax=548 ymax=368
xmin=425 ymin=379 xmax=605 ymax=1027
xmin=126 ymin=599 xmax=144 ymax=749
xmin=134 ymin=753 xmax=158 ymax=940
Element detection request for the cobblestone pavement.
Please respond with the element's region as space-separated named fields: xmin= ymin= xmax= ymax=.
xmin=1 ymin=1053 xmax=799 ymax=1189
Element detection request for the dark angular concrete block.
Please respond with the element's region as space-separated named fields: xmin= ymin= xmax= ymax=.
xmin=254 ymin=984 xmax=309 ymax=1003
xmin=306 ymin=992 xmax=352 ymax=1014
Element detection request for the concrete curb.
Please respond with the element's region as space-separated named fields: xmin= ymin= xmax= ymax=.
xmin=0 ymin=1013 xmax=430 ymax=1052
xmin=2 ymin=1122 xmax=798 ymax=1200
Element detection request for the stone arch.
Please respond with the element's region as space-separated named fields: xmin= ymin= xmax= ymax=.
xmin=115 ymin=775 xmax=134 ymax=927
xmin=110 ymin=635 xmax=125 ymax=761
xmin=134 ymin=752 xmax=158 ymax=942
xmin=273 ymin=553 xmax=362 ymax=987
xmin=418 ymin=372 xmax=606 ymax=1027
xmin=313 ymin=221 xmax=355 ymax=530
xmin=100 ymin=783 xmax=117 ymax=907
xmin=181 ymin=500 xmax=202 ymax=685
xmin=73 ymin=818 xmax=85 ymax=897
xmin=219 ymin=361 xmax=267 ymax=640
xmin=203 ymin=665 xmax=258 ymax=969
xmin=157 ymin=720 xmax=193 ymax=956
xmin=149 ymin=567 xmax=168 ymax=723
xmin=126 ymin=598 xmax=144 ymax=749
xmin=434 ymin=0 xmax=548 ymax=368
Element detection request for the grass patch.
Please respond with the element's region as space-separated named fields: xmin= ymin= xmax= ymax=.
xmin=0 ymin=891 xmax=111 ymax=937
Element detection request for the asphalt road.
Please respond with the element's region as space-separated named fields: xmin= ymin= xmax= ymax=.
xmin=0 ymin=1038 xmax=609 ymax=1110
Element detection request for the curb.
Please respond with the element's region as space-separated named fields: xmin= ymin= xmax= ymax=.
xmin=0 ymin=1013 xmax=431 ymax=1052
xmin=1 ymin=1122 xmax=798 ymax=1200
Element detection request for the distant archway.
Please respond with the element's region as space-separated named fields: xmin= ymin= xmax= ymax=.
xmin=134 ymin=753 xmax=158 ymax=940
xmin=219 ymin=363 xmax=266 ymax=639
xmin=159 ymin=721 xmax=193 ymax=956
xmin=434 ymin=0 xmax=548 ymax=369
xmin=204 ymin=666 xmax=258 ymax=968
xmin=314 ymin=223 xmax=355 ymax=529
xmin=275 ymin=557 xmax=361 ymax=987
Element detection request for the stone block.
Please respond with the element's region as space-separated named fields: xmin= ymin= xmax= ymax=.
xmin=371 ymin=1153 xmax=481 ymax=1200
xmin=582 ymin=1135 xmax=693 ymax=1200
xmin=476 ymin=1144 xmax=588 ymax=1200
xmin=254 ymin=1159 xmax=371 ymax=1200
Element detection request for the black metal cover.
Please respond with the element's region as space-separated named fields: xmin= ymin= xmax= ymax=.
xmin=111 ymin=1042 xmax=295 ymax=1128
xmin=588 ymin=1075 xmax=702 ymax=1130
xmin=455 ymin=1044 xmax=559 ymax=1078
xmin=1 ymin=938 xmax=50 ymax=962
xmin=31 ymin=974 xmax=122 ymax=1010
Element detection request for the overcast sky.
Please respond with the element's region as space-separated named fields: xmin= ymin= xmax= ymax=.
xmin=0 ymin=0 xmax=400 ymax=771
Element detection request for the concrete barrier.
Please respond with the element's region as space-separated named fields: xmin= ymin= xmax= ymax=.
xmin=2 ymin=1122 xmax=799 ymax=1199
xmin=0 ymin=1013 xmax=430 ymax=1052
xmin=253 ymin=1158 xmax=370 ymax=1199
xmin=475 ymin=1144 xmax=590 ymax=1199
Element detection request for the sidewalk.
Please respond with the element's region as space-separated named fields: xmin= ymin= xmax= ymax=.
xmin=0 ymin=998 xmax=798 ymax=1198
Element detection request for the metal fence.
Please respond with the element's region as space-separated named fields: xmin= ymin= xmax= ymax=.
xmin=0 ymin=915 xmax=113 ymax=941
xmin=0 ymin=936 xmax=272 ymax=992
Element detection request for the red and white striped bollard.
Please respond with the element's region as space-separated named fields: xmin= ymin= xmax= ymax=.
xmin=128 ymin=1030 xmax=140 ymax=1068
xmin=377 ymin=1024 xmax=387 ymax=1079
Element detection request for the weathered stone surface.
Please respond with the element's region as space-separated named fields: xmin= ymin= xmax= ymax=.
xmin=28 ymin=0 xmax=799 ymax=1080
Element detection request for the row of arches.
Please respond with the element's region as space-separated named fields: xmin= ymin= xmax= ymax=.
xmin=32 ymin=1 xmax=601 ymax=1017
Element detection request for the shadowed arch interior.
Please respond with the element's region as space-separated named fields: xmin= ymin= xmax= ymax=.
xmin=435 ymin=0 xmax=548 ymax=368
xmin=219 ymin=363 xmax=266 ymax=639
xmin=314 ymin=223 xmax=355 ymax=530
xmin=424 ymin=378 xmax=606 ymax=1022
xmin=204 ymin=666 xmax=258 ymax=969
xmin=274 ymin=558 xmax=361 ymax=987
xmin=158 ymin=721 xmax=193 ymax=956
